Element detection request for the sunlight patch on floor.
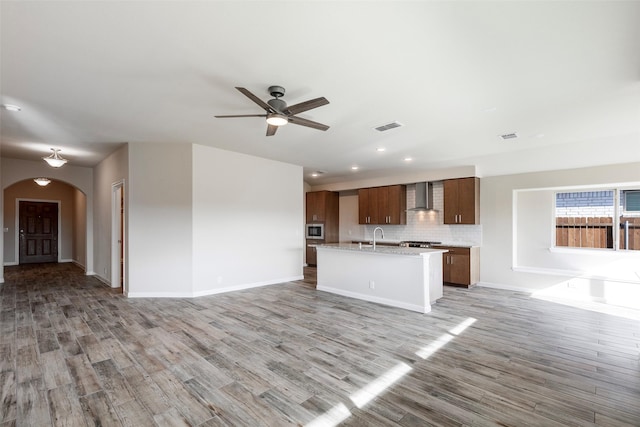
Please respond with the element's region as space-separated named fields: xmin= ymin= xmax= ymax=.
xmin=304 ymin=403 xmax=351 ymax=427
xmin=349 ymin=362 xmax=413 ymax=408
xmin=531 ymin=277 xmax=640 ymax=320
xmin=305 ymin=317 xmax=477 ymax=427
xmin=416 ymin=317 xmax=476 ymax=359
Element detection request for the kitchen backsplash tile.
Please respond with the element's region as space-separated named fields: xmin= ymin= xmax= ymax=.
xmin=361 ymin=182 xmax=482 ymax=246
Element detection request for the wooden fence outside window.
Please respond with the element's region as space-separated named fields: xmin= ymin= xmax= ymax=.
xmin=555 ymin=216 xmax=640 ymax=250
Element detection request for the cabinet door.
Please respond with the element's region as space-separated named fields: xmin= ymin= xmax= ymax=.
xmin=377 ymin=186 xmax=390 ymax=224
xmin=457 ymin=177 xmax=479 ymax=225
xmin=306 ymin=191 xmax=327 ymax=222
xmin=448 ymin=252 xmax=471 ymax=285
xmin=443 ymin=179 xmax=459 ymax=224
xmin=437 ymin=246 xmax=471 ymax=286
xmin=441 ymin=253 xmax=452 ymax=283
xmin=386 ymin=185 xmax=406 ymax=224
xmin=367 ymin=188 xmax=379 ymax=224
xmin=358 ymin=188 xmax=370 ymax=224
xmin=306 ymin=245 xmax=317 ymax=265
xmin=443 ymin=178 xmax=479 ymax=224
xmin=358 ymin=188 xmax=379 ymax=224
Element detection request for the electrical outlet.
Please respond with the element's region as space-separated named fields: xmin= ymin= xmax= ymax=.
xmin=369 ymin=280 xmax=375 ymax=289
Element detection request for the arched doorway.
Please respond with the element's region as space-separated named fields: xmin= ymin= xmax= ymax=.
xmin=3 ymin=178 xmax=88 ymax=269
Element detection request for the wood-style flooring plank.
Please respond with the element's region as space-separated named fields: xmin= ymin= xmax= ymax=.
xmin=47 ymin=384 xmax=87 ymax=427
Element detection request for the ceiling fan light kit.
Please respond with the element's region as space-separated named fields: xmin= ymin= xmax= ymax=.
xmin=266 ymin=113 xmax=288 ymax=126
xmin=215 ymin=85 xmax=329 ymax=136
xmin=43 ymin=148 xmax=68 ymax=167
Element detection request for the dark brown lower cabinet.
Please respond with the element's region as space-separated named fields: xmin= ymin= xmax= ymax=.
xmin=306 ymin=242 xmax=318 ymax=266
xmin=432 ymin=246 xmax=480 ymax=288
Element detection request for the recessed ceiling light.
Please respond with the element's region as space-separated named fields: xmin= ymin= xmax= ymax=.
xmin=311 ymin=173 xmax=318 ymax=177
xmin=2 ymin=104 xmax=21 ymax=112
xmin=403 ymin=157 xmax=413 ymax=162
xmin=376 ymin=147 xmax=386 ymax=152
xmin=351 ymin=165 xmax=359 ymax=170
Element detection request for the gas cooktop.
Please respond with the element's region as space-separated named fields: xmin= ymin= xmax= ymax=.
xmin=399 ymin=240 xmax=442 ymax=248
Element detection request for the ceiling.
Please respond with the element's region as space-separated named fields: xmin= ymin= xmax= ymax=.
xmin=1 ymin=1 xmax=639 ymax=186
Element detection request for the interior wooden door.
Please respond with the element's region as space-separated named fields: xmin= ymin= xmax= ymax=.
xmin=19 ymin=201 xmax=59 ymax=264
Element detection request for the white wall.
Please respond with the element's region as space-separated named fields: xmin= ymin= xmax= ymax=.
xmin=127 ymin=143 xmax=193 ymax=296
xmin=481 ymin=162 xmax=640 ymax=308
xmin=73 ymin=188 xmax=87 ymax=268
xmin=192 ymin=144 xmax=303 ymax=295
xmin=93 ymin=145 xmax=128 ymax=282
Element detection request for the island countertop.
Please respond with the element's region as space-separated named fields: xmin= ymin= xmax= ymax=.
xmin=317 ymin=243 xmax=448 ymax=257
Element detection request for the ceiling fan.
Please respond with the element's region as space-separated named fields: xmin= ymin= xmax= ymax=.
xmin=215 ymin=86 xmax=330 ymax=136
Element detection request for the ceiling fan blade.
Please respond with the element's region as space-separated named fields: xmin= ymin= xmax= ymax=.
xmin=288 ymin=116 xmax=330 ymax=131
xmin=266 ymin=124 xmax=278 ymax=136
xmin=284 ymin=97 xmax=329 ymax=115
xmin=235 ymin=87 xmax=276 ymax=113
xmin=214 ymin=114 xmax=267 ymax=118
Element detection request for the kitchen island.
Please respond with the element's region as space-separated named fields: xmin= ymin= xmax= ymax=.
xmin=316 ymin=244 xmax=448 ymax=313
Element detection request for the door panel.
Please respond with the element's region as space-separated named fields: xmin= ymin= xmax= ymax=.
xmin=19 ymin=201 xmax=59 ymax=264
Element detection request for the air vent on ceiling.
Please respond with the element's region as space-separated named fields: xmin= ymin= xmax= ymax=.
xmin=500 ymin=132 xmax=519 ymax=140
xmin=374 ymin=121 xmax=403 ymax=132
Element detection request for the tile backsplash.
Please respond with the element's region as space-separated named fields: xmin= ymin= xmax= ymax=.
xmin=359 ymin=182 xmax=482 ymax=246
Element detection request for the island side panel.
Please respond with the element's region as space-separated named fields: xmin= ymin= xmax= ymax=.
xmin=427 ymin=252 xmax=444 ymax=302
xmin=316 ymin=248 xmax=430 ymax=313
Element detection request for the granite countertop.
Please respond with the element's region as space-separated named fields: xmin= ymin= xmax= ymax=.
xmin=318 ymin=243 xmax=447 ymax=256
xmin=350 ymin=239 xmax=479 ymax=248
xmin=430 ymin=243 xmax=480 ymax=248
xmin=350 ymin=239 xmax=402 ymax=246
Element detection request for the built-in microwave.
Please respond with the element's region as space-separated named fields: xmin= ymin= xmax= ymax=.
xmin=306 ymin=223 xmax=324 ymax=240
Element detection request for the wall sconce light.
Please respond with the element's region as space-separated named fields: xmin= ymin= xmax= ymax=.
xmin=34 ymin=177 xmax=51 ymax=186
xmin=43 ymin=148 xmax=68 ymax=168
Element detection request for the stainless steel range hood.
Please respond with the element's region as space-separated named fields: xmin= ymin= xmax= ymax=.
xmin=408 ymin=182 xmax=437 ymax=211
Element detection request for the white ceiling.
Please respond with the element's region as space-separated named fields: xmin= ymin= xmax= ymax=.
xmin=1 ymin=1 xmax=639 ymax=186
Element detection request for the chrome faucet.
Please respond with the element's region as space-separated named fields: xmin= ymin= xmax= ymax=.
xmin=373 ymin=227 xmax=384 ymax=250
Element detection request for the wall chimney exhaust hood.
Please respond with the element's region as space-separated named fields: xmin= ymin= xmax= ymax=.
xmin=408 ymin=182 xmax=437 ymax=211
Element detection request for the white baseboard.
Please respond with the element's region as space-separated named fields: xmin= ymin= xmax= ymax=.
xmin=3 ymin=262 xmax=18 ymax=266
xmin=127 ymin=275 xmax=304 ymax=298
xmin=316 ymin=285 xmax=430 ymax=313
xmin=476 ymin=281 xmax=538 ymax=294
xmin=93 ymin=274 xmax=112 ymax=287
xmin=72 ymin=260 xmax=86 ymax=270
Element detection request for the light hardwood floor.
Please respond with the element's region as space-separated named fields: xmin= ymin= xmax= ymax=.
xmin=1 ymin=263 xmax=639 ymax=426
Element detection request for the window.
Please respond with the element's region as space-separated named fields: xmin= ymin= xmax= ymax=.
xmin=623 ymin=190 xmax=640 ymax=213
xmin=555 ymin=189 xmax=640 ymax=251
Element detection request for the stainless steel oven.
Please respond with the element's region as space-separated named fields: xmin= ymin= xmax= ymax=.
xmin=305 ymin=223 xmax=324 ymax=240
